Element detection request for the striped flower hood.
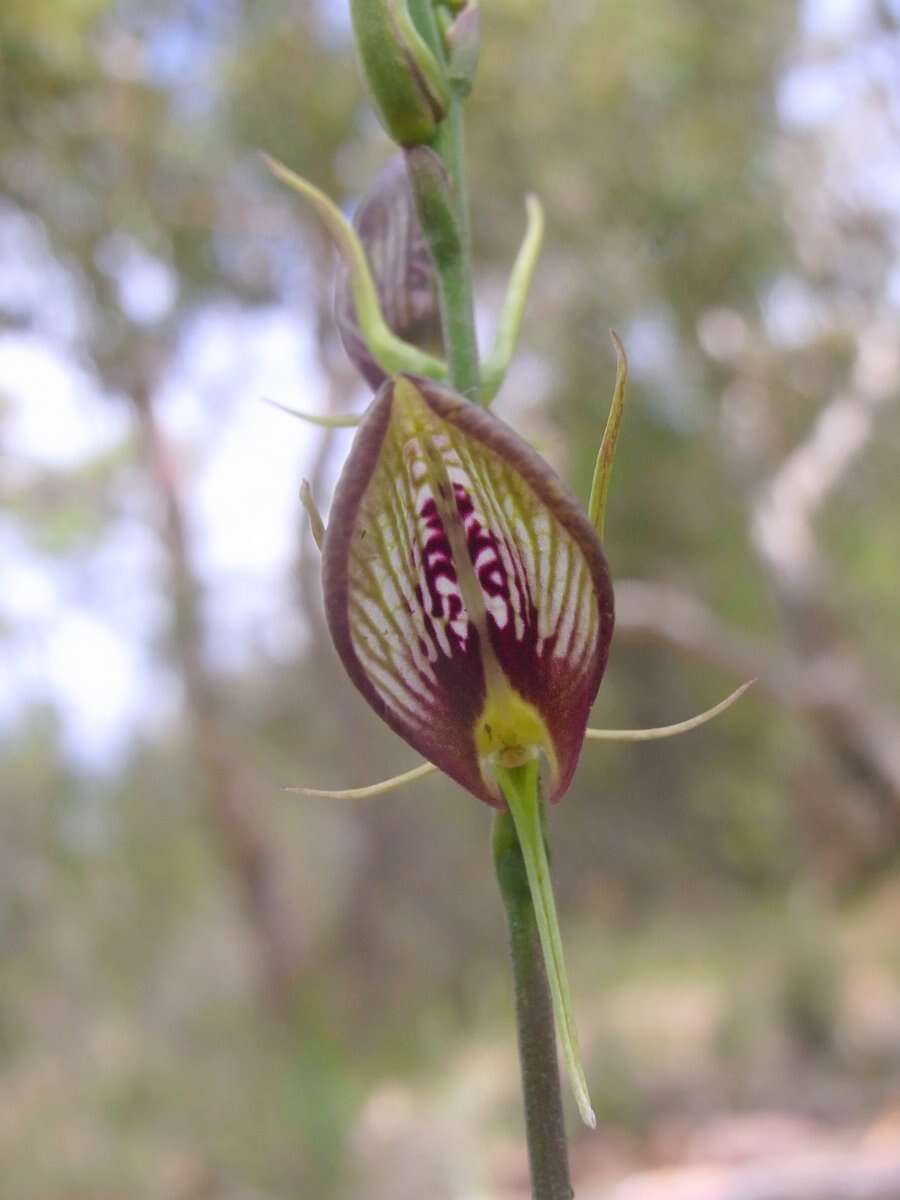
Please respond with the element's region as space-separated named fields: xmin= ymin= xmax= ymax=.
xmin=322 ymin=374 xmax=615 ymax=808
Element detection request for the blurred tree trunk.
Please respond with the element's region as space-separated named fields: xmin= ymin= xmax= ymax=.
xmin=133 ymin=372 xmax=305 ymax=1014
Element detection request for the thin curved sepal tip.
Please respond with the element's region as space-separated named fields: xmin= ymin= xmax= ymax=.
xmin=288 ymin=684 xmax=754 ymax=799
xmin=261 ymin=153 xmax=448 ymax=383
xmin=263 ymin=396 xmax=363 ymax=429
xmin=585 ymin=681 xmax=755 ymax=743
xmin=294 ymin=681 xmax=753 ymax=801
xmin=299 ymin=480 xmax=326 ymax=551
xmin=285 ymin=761 xmax=437 ymax=800
xmin=588 ymin=331 xmax=628 ymax=542
xmin=482 ymin=193 xmax=546 ymax=404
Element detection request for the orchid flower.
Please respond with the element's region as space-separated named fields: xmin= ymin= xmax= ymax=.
xmin=289 ymin=348 xmax=750 ymax=1128
xmin=263 ymin=0 xmax=753 ymax=1170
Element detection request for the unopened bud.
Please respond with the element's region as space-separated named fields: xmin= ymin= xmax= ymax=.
xmin=334 ymin=156 xmax=441 ymax=390
xmin=350 ymin=0 xmax=450 ymax=147
xmin=446 ymin=4 xmax=480 ymax=96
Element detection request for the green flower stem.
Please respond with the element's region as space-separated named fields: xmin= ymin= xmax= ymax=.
xmin=406 ymin=106 xmax=481 ymax=401
xmin=494 ymin=808 xmax=574 ymax=1200
xmin=409 ymin=0 xmax=473 ymax=247
xmin=437 ymin=95 xmax=480 ymax=395
xmin=437 ymin=95 xmax=473 ymax=257
xmin=406 ymin=1 xmax=481 ymax=401
xmin=409 ymin=8 xmax=569 ymax=1186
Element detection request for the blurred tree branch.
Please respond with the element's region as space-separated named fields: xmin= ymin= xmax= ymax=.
xmin=616 ymin=312 xmax=900 ymax=876
xmin=132 ymin=359 xmax=306 ymax=1013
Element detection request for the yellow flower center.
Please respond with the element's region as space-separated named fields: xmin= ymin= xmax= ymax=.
xmin=475 ymin=686 xmax=557 ymax=774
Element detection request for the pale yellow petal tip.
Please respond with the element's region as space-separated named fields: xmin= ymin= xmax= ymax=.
xmin=524 ymin=192 xmax=545 ymax=226
xmin=573 ymin=1072 xmax=596 ymax=1128
xmin=261 ymin=396 xmax=363 ymax=429
xmin=299 ymin=479 xmax=326 ymax=550
xmin=259 ymin=151 xmax=305 ymax=189
xmin=259 ymin=151 xmax=297 ymax=191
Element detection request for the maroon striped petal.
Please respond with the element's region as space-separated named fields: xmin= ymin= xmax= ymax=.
xmin=321 ymin=376 xmax=614 ymax=807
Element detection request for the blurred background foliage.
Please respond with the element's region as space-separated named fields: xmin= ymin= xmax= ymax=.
xmin=2 ymin=1 xmax=900 ymax=1197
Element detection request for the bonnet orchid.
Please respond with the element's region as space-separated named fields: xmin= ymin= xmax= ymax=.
xmin=284 ymin=320 xmax=748 ymax=1127
xmin=265 ymin=0 xmax=750 ymax=1153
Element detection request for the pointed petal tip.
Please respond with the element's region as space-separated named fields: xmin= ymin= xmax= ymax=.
xmin=482 ymin=195 xmax=547 ymax=401
xmin=524 ymin=193 xmax=544 ymax=222
xmin=609 ymin=331 xmax=628 ymax=388
xmin=609 ymin=330 xmax=628 ymax=386
xmin=260 ymin=151 xmax=297 ymax=189
xmin=299 ymin=480 xmax=326 ymax=550
xmin=568 ymin=1050 xmax=596 ymax=1131
xmin=588 ymin=331 xmax=629 ymax=540
xmin=262 ymin=396 xmax=363 ymax=429
xmin=570 ymin=1056 xmax=597 ymax=1128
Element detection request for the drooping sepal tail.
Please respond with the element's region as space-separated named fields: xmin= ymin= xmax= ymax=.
xmin=495 ymin=758 xmax=596 ymax=1128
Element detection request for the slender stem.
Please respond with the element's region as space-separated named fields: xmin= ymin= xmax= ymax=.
xmin=406 ymin=1 xmax=481 ymax=401
xmin=494 ymin=810 xmax=574 ymax=1200
xmin=436 ymin=97 xmax=473 ymax=265
xmin=412 ymin=5 xmax=568 ymax=1187
xmin=431 ymin=95 xmax=480 ymax=399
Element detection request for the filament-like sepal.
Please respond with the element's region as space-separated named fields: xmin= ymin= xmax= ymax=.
xmin=585 ymin=681 xmax=754 ymax=742
xmin=286 ymin=761 xmax=436 ymax=800
xmin=264 ymin=397 xmax=364 ymax=430
xmin=262 ymin=154 xmax=447 ymax=383
xmin=482 ymin=196 xmax=546 ymax=403
xmin=495 ymin=758 xmax=596 ymax=1128
xmin=292 ymin=683 xmax=753 ymax=799
xmin=588 ymin=332 xmax=628 ymax=541
xmin=299 ymin=480 xmax=326 ymax=551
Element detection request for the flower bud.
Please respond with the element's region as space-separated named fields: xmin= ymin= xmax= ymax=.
xmin=334 ymin=155 xmax=441 ymax=390
xmin=350 ymin=0 xmax=450 ymax=147
xmin=445 ymin=4 xmax=480 ymax=96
